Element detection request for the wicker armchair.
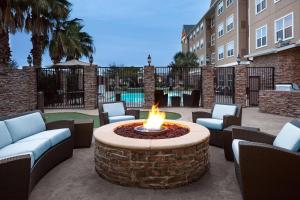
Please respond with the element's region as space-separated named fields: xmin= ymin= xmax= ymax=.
xmin=154 ymin=90 xmax=168 ymax=107
xmin=183 ymin=90 xmax=201 ymax=107
xmin=99 ymin=101 xmax=140 ymax=126
xmin=232 ymin=120 xmax=300 ymax=200
xmin=192 ymin=104 xmax=242 ymax=147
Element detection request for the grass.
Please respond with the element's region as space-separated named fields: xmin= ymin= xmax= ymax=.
xmin=45 ymin=111 xmax=181 ymax=128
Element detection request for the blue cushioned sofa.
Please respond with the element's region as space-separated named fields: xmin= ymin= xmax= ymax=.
xmin=0 ymin=111 xmax=74 ymax=200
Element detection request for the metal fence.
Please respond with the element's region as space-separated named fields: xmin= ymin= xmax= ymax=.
xmin=36 ymin=67 xmax=84 ymax=109
xmin=214 ymin=67 xmax=235 ymax=104
xmin=247 ymin=67 xmax=275 ymax=106
xmin=97 ymin=67 xmax=144 ymax=108
xmin=155 ymin=67 xmax=202 ymax=107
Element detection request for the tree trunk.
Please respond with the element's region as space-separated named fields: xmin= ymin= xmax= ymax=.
xmin=31 ymin=34 xmax=44 ymax=68
xmin=0 ymin=28 xmax=11 ymax=70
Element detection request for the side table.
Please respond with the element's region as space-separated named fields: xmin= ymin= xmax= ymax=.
xmin=74 ymin=119 xmax=94 ymax=148
xmin=223 ymin=125 xmax=260 ymax=161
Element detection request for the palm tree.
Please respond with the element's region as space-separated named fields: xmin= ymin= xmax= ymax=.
xmin=25 ymin=0 xmax=71 ymax=67
xmin=172 ymin=52 xmax=199 ymax=68
xmin=49 ymin=18 xmax=94 ymax=63
xmin=0 ymin=0 xmax=27 ymax=67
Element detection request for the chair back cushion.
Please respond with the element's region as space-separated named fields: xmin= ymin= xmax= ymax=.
xmin=0 ymin=121 xmax=13 ymax=149
xmin=102 ymin=102 xmax=125 ymax=117
xmin=4 ymin=112 xmax=46 ymax=142
xmin=212 ymin=104 xmax=237 ymax=120
xmin=273 ymin=121 xmax=300 ymax=151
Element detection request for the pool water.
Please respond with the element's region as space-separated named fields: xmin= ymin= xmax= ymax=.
xmin=121 ymin=92 xmax=145 ymax=103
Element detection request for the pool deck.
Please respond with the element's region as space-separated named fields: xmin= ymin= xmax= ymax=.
xmin=45 ymin=107 xmax=297 ymax=135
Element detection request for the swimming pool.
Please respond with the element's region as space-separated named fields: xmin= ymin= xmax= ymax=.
xmin=121 ymin=92 xmax=145 ymax=103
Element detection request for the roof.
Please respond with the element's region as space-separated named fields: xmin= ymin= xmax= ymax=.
xmin=210 ymin=0 xmax=218 ymax=7
xmin=182 ymin=25 xmax=195 ymax=36
xmin=48 ymin=59 xmax=91 ymax=67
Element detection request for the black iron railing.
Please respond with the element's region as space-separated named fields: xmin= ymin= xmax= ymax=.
xmin=214 ymin=67 xmax=235 ymax=105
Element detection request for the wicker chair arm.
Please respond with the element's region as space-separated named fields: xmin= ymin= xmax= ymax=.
xmin=0 ymin=154 xmax=31 ymax=200
xmin=238 ymin=142 xmax=300 ymax=200
xmin=99 ymin=112 xmax=109 ymax=126
xmin=232 ymin=128 xmax=275 ymax=144
xmin=125 ymin=109 xmax=140 ymax=119
xmin=192 ymin=111 xmax=211 ymax=123
xmin=223 ymin=115 xmax=241 ymax=128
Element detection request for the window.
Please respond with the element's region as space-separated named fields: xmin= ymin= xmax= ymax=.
xmin=226 ymin=15 xmax=234 ymax=32
xmin=256 ymin=0 xmax=266 ymax=14
xmin=274 ymin=0 xmax=280 ymax=3
xmin=217 ymin=1 xmax=224 ymax=16
xmin=200 ymin=39 xmax=204 ymax=49
xmin=196 ymin=26 xmax=200 ymax=33
xmin=211 ymin=33 xmax=216 ymax=46
xmin=189 ymin=47 xmax=193 ymax=52
xmin=211 ymin=18 xmax=215 ymax=27
xmin=218 ymin=23 xmax=224 ymax=38
xmin=275 ymin=13 xmax=293 ymax=42
xmin=218 ymin=46 xmax=224 ymax=60
xmin=193 ymin=31 xmax=196 ymax=37
xmin=227 ymin=41 xmax=234 ymax=57
xmin=211 ymin=52 xmax=216 ymax=64
xmin=199 ymin=56 xmax=205 ymax=66
xmin=196 ymin=41 xmax=200 ymax=49
xmin=200 ymin=22 xmax=204 ymax=32
xmin=226 ymin=0 xmax=233 ymax=7
xmin=256 ymin=25 xmax=267 ymax=48
xmin=193 ymin=45 xmax=196 ymax=52
xmin=189 ymin=35 xmax=192 ymax=40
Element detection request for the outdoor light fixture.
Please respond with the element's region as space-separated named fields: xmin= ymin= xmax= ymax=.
xmin=89 ymin=55 xmax=94 ymax=65
xmin=147 ymin=54 xmax=152 ymax=66
xmin=237 ymin=54 xmax=241 ymax=65
xmin=27 ymin=54 xmax=32 ymax=67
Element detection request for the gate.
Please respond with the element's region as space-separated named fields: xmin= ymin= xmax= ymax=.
xmin=37 ymin=67 xmax=84 ymax=108
xmin=97 ymin=67 xmax=144 ymax=108
xmin=155 ymin=67 xmax=202 ymax=107
xmin=247 ymin=67 xmax=274 ymax=106
xmin=214 ymin=67 xmax=235 ymax=104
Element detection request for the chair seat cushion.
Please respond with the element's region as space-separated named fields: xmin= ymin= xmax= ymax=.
xmin=212 ymin=104 xmax=237 ymax=120
xmin=109 ymin=115 xmax=135 ymax=123
xmin=0 ymin=121 xmax=13 ymax=149
xmin=16 ymin=128 xmax=71 ymax=147
xmin=103 ymin=102 xmax=125 ymax=117
xmin=232 ymin=139 xmax=245 ymax=164
xmin=196 ymin=118 xmax=224 ymax=130
xmin=273 ymin=121 xmax=300 ymax=151
xmin=0 ymin=139 xmax=51 ymax=163
xmin=4 ymin=112 xmax=46 ymax=142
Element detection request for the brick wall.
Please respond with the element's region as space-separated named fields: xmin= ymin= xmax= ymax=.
xmin=259 ymin=90 xmax=300 ymax=118
xmin=143 ymin=66 xmax=155 ymax=108
xmin=84 ymin=65 xmax=97 ymax=109
xmin=250 ymin=47 xmax=300 ymax=86
xmin=0 ymin=67 xmax=37 ymax=117
xmin=202 ymin=66 xmax=215 ymax=108
xmin=235 ymin=65 xmax=248 ymax=107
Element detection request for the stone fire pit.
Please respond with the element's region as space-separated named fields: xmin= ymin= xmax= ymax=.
xmin=94 ymin=120 xmax=210 ymax=189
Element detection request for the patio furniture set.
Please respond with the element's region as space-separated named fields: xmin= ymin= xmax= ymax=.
xmin=1 ymin=102 xmax=300 ymax=199
xmin=155 ymin=89 xmax=201 ymax=107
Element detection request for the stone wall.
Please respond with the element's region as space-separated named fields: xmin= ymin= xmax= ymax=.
xmin=259 ymin=90 xmax=300 ymax=118
xmin=201 ymin=66 xmax=215 ymax=108
xmin=235 ymin=65 xmax=248 ymax=107
xmin=143 ymin=66 xmax=155 ymax=108
xmin=84 ymin=65 xmax=97 ymax=109
xmin=0 ymin=67 xmax=37 ymax=117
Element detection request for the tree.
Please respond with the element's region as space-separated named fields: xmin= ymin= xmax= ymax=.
xmin=49 ymin=17 xmax=94 ymax=63
xmin=171 ymin=51 xmax=199 ymax=68
xmin=0 ymin=0 xmax=27 ymax=67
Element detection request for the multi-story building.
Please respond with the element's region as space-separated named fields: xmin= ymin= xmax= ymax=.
xmin=182 ymin=0 xmax=249 ymax=67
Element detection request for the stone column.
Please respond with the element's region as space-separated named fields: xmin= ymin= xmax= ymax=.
xmin=23 ymin=66 xmax=37 ymax=110
xmin=234 ymin=65 xmax=248 ymax=107
xmin=143 ymin=66 xmax=155 ymax=109
xmin=84 ymin=65 xmax=97 ymax=109
xmin=202 ymin=66 xmax=215 ymax=109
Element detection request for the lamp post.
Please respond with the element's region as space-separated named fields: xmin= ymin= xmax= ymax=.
xmin=89 ymin=54 xmax=94 ymax=66
xmin=237 ymin=54 xmax=241 ymax=65
xmin=27 ymin=54 xmax=32 ymax=67
xmin=147 ymin=54 xmax=152 ymax=66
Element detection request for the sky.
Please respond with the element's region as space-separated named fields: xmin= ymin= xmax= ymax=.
xmin=10 ymin=0 xmax=210 ymax=67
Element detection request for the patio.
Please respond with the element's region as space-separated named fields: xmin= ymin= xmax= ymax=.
xmin=28 ymin=107 xmax=295 ymax=200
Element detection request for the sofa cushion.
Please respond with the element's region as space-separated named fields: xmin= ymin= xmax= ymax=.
xmin=196 ymin=118 xmax=223 ymax=130
xmin=109 ymin=115 xmax=135 ymax=123
xmin=232 ymin=139 xmax=245 ymax=164
xmin=5 ymin=112 xmax=46 ymax=142
xmin=212 ymin=104 xmax=237 ymax=120
xmin=103 ymin=102 xmax=125 ymax=117
xmin=0 ymin=121 xmax=13 ymax=149
xmin=16 ymin=128 xmax=71 ymax=147
xmin=273 ymin=122 xmax=300 ymax=151
xmin=0 ymin=152 xmax=34 ymax=168
xmin=0 ymin=139 xmax=51 ymax=162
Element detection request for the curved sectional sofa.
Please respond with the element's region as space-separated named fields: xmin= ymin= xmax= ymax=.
xmin=0 ymin=111 xmax=74 ymax=200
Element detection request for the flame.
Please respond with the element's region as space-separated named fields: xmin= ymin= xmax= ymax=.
xmin=143 ymin=105 xmax=166 ymax=131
